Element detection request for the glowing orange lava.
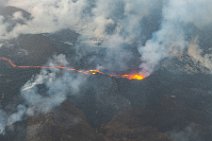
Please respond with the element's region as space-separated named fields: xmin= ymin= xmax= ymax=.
xmin=0 ymin=57 xmax=146 ymax=81
xmin=121 ymin=73 xmax=145 ymax=80
xmin=87 ymin=69 xmax=104 ymax=75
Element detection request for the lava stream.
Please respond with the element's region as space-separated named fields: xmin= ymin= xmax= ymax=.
xmin=0 ymin=57 xmax=145 ymax=80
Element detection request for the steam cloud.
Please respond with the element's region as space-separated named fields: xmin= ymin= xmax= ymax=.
xmin=0 ymin=0 xmax=212 ymax=134
xmin=0 ymin=55 xmax=87 ymax=134
xmin=140 ymin=0 xmax=212 ymax=73
xmin=0 ymin=0 xmax=211 ymax=73
xmin=0 ymin=0 xmax=7 ymax=7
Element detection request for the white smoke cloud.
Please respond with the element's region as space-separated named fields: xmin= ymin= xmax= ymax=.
xmin=21 ymin=55 xmax=87 ymax=115
xmin=188 ymin=39 xmax=212 ymax=71
xmin=1 ymin=0 xmax=158 ymax=42
xmin=0 ymin=105 xmax=26 ymax=134
xmin=5 ymin=0 xmax=89 ymax=38
xmin=0 ymin=0 xmax=163 ymax=72
xmin=7 ymin=105 xmax=26 ymax=126
xmin=139 ymin=0 xmax=212 ymax=74
xmin=0 ymin=0 xmax=210 ymax=74
xmin=0 ymin=55 xmax=87 ymax=134
xmin=0 ymin=110 xmax=7 ymax=134
xmin=0 ymin=1 xmax=211 ymax=139
xmin=0 ymin=0 xmax=7 ymax=7
xmin=139 ymin=21 xmax=187 ymax=74
xmin=0 ymin=0 xmax=212 ymax=134
xmin=164 ymin=0 xmax=212 ymax=28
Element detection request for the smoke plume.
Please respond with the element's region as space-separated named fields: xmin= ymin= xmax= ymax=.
xmin=139 ymin=0 xmax=212 ymax=74
xmin=0 ymin=0 xmax=7 ymax=7
xmin=0 ymin=0 xmax=210 ymax=74
xmin=0 ymin=55 xmax=87 ymax=134
xmin=0 ymin=0 xmax=212 ymax=135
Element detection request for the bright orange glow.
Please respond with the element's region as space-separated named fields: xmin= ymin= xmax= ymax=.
xmin=121 ymin=73 xmax=145 ymax=80
xmin=0 ymin=57 xmax=146 ymax=81
xmin=88 ymin=69 xmax=104 ymax=75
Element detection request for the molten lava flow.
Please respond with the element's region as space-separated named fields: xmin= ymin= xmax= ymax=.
xmin=87 ymin=69 xmax=104 ymax=75
xmin=0 ymin=57 xmax=146 ymax=81
xmin=121 ymin=73 xmax=145 ymax=80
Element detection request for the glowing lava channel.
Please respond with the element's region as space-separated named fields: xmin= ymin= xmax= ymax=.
xmin=0 ymin=57 xmax=145 ymax=80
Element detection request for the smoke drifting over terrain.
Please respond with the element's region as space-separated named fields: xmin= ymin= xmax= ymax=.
xmin=0 ymin=0 xmax=212 ymax=136
xmin=140 ymin=0 xmax=212 ymax=73
xmin=21 ymin=55 xmax=86 ymax=114
xmin=0 ymin=55 xmax=87 ymax=133
xmin=188 ymin=39 xmax=212 ymax=71
xmin=0 ymin=0 xmax=211 ymax=74
xmin=0 ymin=0 xmax=7 ymax=7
